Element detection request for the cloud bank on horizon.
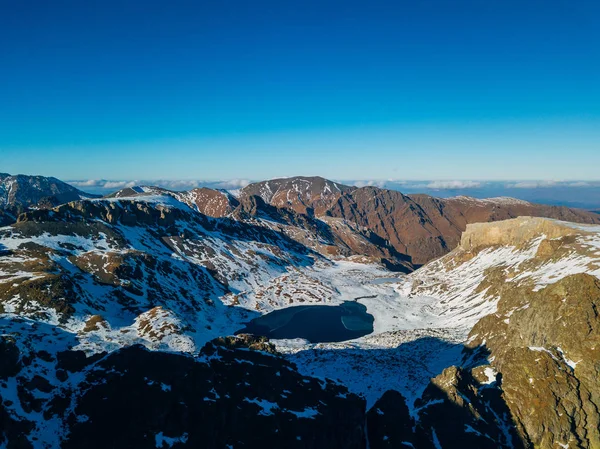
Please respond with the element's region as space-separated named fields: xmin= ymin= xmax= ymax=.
xmin=66 ymin=177 xmax=600 ymax=210
xmin=69 ymin=178 xmax=252 ymax=192
xmin=69 ymin=178 xmax=600 ymax=193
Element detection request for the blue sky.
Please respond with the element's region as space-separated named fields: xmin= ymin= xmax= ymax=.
xmin=1 ymin=0 xmax=599 ymax=180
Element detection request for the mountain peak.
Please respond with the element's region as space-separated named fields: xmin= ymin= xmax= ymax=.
xmin=240 ymin=176 xmax=354 ymax=215
xmin=0 ymin=172 xmax=97 ymax=209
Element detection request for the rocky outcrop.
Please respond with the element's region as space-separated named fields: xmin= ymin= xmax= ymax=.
xmin=400 ymin=273 xmax=600 ymax=448
xmin=358 ymin=216 xmax=600 ymax=448
xmin=460 ymin=216 xmax=579 ymax=251
xmin=18 ymin=199 xmax=189 ymax=228
xmin=465 ymin=274 xmax=600 ymax=449
xmin=367 ymin=390 xmax=415 ymax=448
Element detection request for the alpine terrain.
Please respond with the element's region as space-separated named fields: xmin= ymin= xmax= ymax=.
xmin=1 ymin=174 xmax=600 ymax=448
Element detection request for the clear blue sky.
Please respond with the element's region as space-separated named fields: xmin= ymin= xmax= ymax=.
xmin=1 ymin=0 xmax=599 ymax=180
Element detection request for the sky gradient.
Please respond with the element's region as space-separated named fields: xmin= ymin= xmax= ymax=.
xmin=1 ymin=0 xmax=599 ymax=180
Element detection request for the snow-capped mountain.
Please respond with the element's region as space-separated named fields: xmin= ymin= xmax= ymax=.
xmin=2 ymin=174 xmax=600 ymax=448
xmin=91 ymin=175 xmax=600 ymax=268
xmin=0 ymin=173 xmax=97 ymax=211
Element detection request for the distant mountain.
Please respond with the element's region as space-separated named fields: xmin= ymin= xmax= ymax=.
xmin=239 ymin=176 xmax=600 ymax=265
xmin=103 ymin=181 xmax=414 ymax=271
xmin=0 ymin=173 xmax=97 ymax=211
xmin=240 ymin=176 xmax=354 ymax=215
xmin=2 ymin=173 xmax=599 ymax=268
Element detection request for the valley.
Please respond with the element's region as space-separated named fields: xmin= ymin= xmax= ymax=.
xmin=1 ymin=174 xmax=600 ymax=448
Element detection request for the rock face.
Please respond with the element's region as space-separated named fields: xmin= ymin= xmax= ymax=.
xmin=397 ymin=272 xmax=600 ymax=449
xmin=65 ymin=342 xmax=365 ymax=449
xmin=466 ymin=274 xmax=600 ymax=449
xmin=366 ymin=390 xmax=415 ymax=448
xmin=460 ymin=216 xmax=578 ymax=251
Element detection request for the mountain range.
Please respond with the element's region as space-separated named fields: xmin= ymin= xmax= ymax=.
xmin=1 ymin=173 xmax=600 ymax=448
xmin=4 ymin=173 xmax=597 ymax=267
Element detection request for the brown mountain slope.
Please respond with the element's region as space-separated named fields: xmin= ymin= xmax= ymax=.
xmin=177 ymin=187 xmax=239 ymax=217
xmin=102 ymin=178 xmax=600 ymax=267
xmin=240 ymin=178 xmax=600 ymax=265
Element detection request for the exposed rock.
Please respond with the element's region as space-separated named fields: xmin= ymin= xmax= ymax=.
xmin=179 ymin=187 xmax=239 ymax=217
xmin=413 ymin=365 xmax=523 ymax=449
xmin=82 ymin=315 xmax=109 ymax=333
xmin=0 ymin=274 xmax=79 ymax=321
xmin=0 ymin=336 xmax=21 ymax=380
xmin=367 ymin=390 xmax=415 ymax=448
xmin=466 ymin=274 xmax=600 ymax=449
xmin=460 ymin=216 xmax=579 ymax=251
xmin=239 ymin=178 xmax=599 ymax=265
xmin=210 ymin=334 xmax=279 ymax=355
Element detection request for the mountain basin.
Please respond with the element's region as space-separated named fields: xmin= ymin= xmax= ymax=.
xmin=235 ymin=301 xmax=374 ymax=343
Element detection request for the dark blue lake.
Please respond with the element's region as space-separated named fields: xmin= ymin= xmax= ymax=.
xmin=236 ymin=301 xmax=374 ymax=343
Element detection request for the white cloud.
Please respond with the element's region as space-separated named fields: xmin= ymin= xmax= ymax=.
xmin=426 ymin=180 xmax=482 ymax=189
xmin=68 ymin=179 xmax=110 ymax=188
xmin=351 ymin=180 xmax=388 ymax=188
xmin=506 ymin=180 xmax=599 ymax=189
xmin=212 ymin=179 xmax=251 ymax=190
xmin=69 ymin=179 xmax=138 ymax=189
xmin=103 ymin=181 xmax=138 ymax=189
xmin=506 ymin=181 xmax=558 ymax=189
xmin=68 ymin=179 xmax=253 ymax=193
